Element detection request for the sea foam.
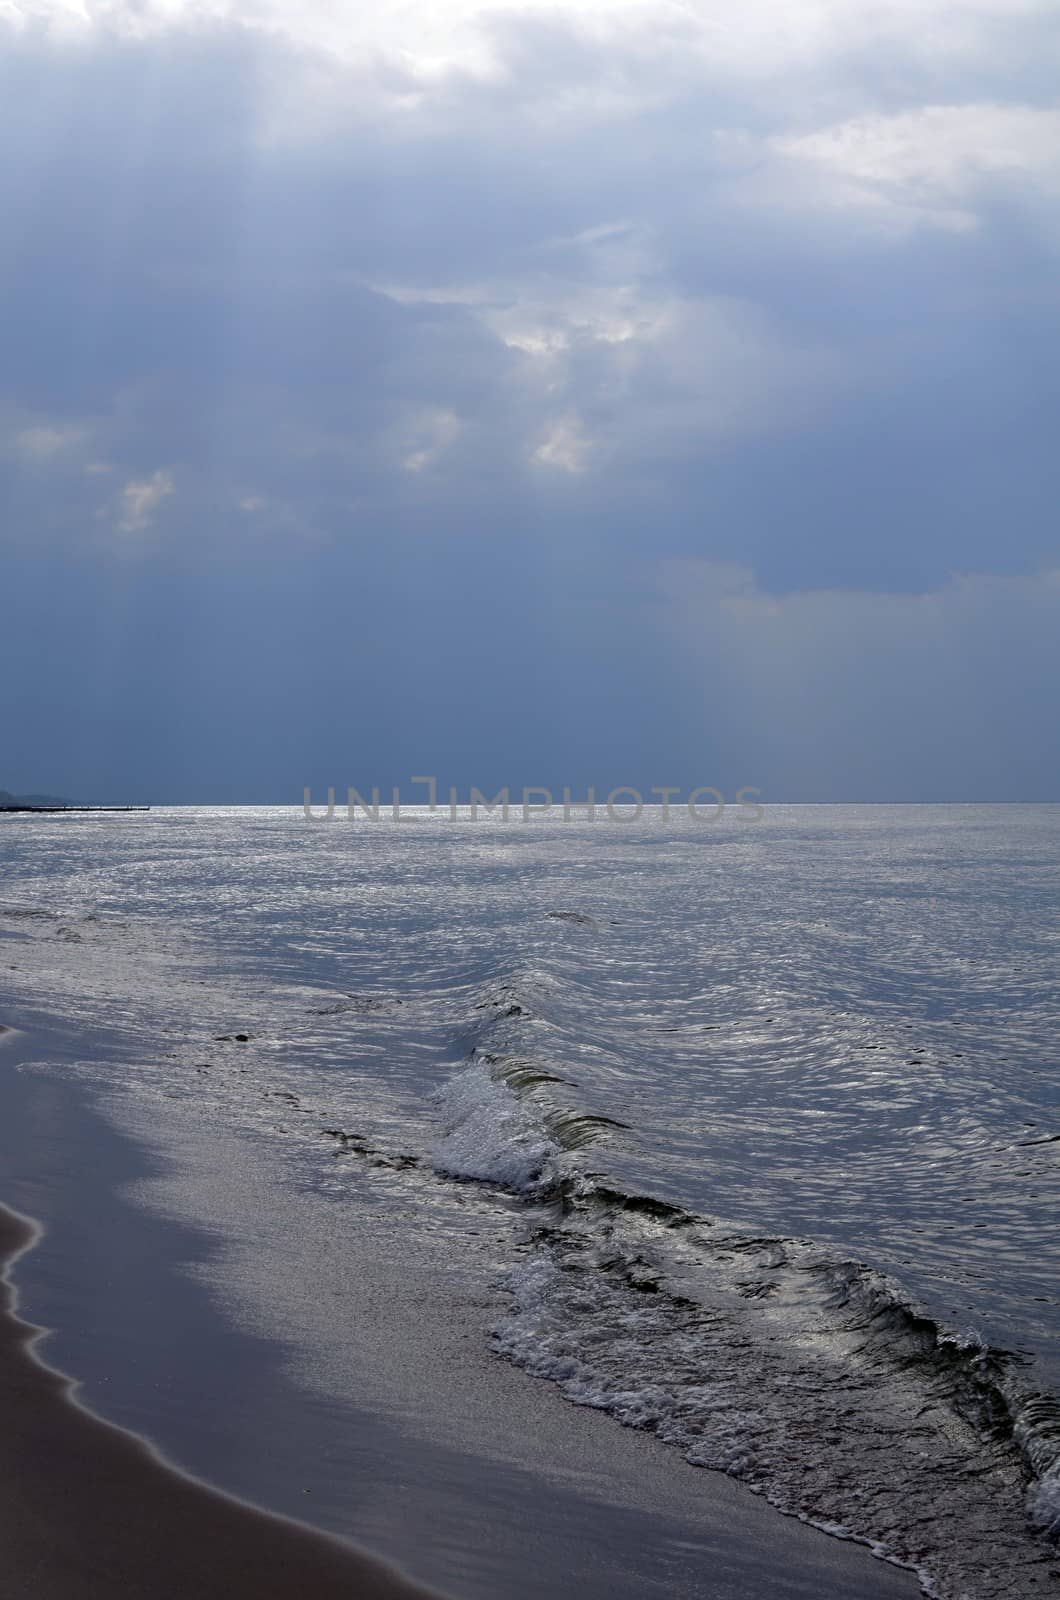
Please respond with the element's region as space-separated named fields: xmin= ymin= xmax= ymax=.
xmin=432 ymin=1061 xmax=559 ymax=1192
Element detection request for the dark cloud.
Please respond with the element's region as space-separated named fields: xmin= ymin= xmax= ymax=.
xmin=1 ymin=8 xmax=1057 ymax=797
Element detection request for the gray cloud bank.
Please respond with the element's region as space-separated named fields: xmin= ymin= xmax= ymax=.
xmin=1 ymin=1 xmax=1057 ymax=799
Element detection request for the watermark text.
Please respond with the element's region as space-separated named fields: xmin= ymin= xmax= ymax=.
xmin=302 ymin=780 xmax=764 ymax=823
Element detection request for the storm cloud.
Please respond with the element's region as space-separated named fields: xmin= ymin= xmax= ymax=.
xmin=1 ymin=0 xmax=1057 ymax=800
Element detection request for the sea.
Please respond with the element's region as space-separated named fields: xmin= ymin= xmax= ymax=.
xmin=1 ymin=804 xmax=1058 ymax=1599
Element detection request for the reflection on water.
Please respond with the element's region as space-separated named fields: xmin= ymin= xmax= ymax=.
xmin=1 ymin=804 xmax=1058 ymax=1597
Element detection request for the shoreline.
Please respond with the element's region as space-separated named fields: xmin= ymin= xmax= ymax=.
xmin=0 ymin=1014 xmax=923 ymax=1600
xmin=0 ymin=1194 xmax=441 ymax=1600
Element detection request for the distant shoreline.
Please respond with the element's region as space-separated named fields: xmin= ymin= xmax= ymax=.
xmin=0 ymin=804 xmax=151 ymax=814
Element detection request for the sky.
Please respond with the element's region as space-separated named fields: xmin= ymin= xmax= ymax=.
xmin=1 ymin=0 xmax=1058 ymax=803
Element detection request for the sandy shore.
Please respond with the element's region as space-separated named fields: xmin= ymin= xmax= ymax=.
xmin=0 ymin=1015 xmax=924 ymax=1600
xmin=0 ymin=1201 xmax=439 ymax=1600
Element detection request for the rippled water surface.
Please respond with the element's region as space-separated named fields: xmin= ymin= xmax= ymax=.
xmin=2 ymin=804 xmax=1059 ymax=1597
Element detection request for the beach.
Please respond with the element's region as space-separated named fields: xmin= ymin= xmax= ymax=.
xmin=0 ymin=806 xmax=1057 ymax=1599
xmin=0 ymin=1014 xmax=928 ymax=1600
xmin=0 ymin=1199 xmax=440 ymax=1600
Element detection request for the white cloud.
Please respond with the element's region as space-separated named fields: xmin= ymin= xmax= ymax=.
xmin=380 ymin=263 xmax=843 ymax=470
xmin=2 ymin=0 xmax=1055 ymax=579
xmin=117 ymin=469 xmax=175 ymax=531
xmin=12 ymin=424 xmax=86 ymax=460
xmin=485 ymin=287 xmax=663 ymax=358
xmin=375 ymin=212 xmax=840 ymax=466
xmin=533 ymin=414 xmax=590 ymax=473
xmin=374 ymin=221 xmax=660 ymax=357
xmin=9 ymin=0 xmax=1057 ymax=106
xmin=776 ymin=104 xmax=1060 ymax=229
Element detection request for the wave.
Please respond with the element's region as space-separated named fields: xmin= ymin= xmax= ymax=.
xmin=426 ymin=967 xmax=1060 ymax=1600
xmin=433 ymin=1060 xmax=561 ymax=1191
xmin=432 ymin=1053 xmax=628 ymax=1190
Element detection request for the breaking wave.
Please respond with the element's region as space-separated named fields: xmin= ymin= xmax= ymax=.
xmin=427 ymin=968 xmax=1060 ymax=1600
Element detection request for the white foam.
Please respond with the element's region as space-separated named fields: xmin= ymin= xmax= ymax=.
xmin=432 ymin=1062 xmax=559 ymax=1192
xmin=495 ymin=1253 xmax=761 ymax=1469
xmin=490 ymin=1232 xmax=1060 ymax=1599
xmin=1027 ymin=1464 xmax=1060 ymax=1539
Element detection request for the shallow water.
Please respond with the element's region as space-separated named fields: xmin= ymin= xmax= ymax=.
xmin=1 ymin=804 xmax=1058 ymax=1597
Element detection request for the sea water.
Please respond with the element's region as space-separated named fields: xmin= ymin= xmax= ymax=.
xmin=0 ymin=804 xmax=1058 ymax=1598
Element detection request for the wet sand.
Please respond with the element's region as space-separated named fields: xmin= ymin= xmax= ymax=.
xmin=0 ymin=1016 xmax=923 ymax=1600
xmin=0 ymin=1202 xmax=439 ymax=1600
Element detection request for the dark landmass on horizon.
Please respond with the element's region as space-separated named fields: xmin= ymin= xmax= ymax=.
xmin=1 ymin=788 xmax=75 ymax=807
